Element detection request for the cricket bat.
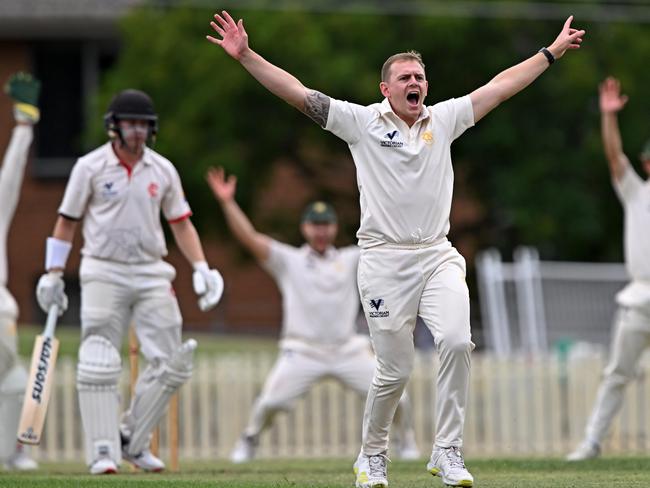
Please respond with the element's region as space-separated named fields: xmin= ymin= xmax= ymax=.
xmin=17 ymin=304 xmax=60 ymax=445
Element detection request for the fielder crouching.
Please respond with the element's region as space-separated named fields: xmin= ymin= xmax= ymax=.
xmin=35 ymin=89 xmax=224 ymax=474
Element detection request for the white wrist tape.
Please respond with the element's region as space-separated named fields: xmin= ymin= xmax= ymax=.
xmin=193 ymin=261 xmax=209 ymax=273
xmin=45 ymin=237 xmax=72 ymax=270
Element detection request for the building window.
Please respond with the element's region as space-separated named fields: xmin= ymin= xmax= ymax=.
xmin=31 ymin=40 xmax=118 ymax=178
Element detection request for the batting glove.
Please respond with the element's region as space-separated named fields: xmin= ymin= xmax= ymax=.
xmin=192 ymin=262 xmax=224 ymax=312
xmin=36 ymin=271 xmax=68 ymax=315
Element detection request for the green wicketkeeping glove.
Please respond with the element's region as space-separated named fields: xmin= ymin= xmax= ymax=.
xmin=4 ymin=72 xmax=41 ymax=124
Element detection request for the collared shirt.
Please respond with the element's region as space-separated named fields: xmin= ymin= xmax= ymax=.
xmin=58 ymin=142 xmax=191 ymax=263
xmin=263 ymin=240 xmax=361 ymax=345
xmin=325 ymin=96 xmax=474 ymax=248
xmin=613 ymin=163 xmax=650 ymax=308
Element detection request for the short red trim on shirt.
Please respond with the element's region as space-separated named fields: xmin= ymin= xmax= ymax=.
xmin=119 ymin=160 xmax=133 ymax=179
xmin=168 ymin=211 xmax=193 ymax=224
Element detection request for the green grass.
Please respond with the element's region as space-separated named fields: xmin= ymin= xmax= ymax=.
xmin=17 ymin=325 xmax=278 ymax=359
xmin=2 ymin=458 xmax=650 ymax=487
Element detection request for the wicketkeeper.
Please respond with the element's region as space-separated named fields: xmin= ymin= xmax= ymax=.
xmin=35 ymin=89 xmax=224 ymax=474
xmin=0 ymin=72 xmax=41 ymax=471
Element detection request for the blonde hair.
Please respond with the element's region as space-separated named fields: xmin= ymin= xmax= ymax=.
xmin=381 ymin=51 xmax=425 ymax=82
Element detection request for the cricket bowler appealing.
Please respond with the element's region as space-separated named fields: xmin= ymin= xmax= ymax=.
xmin=207 ymin=168 xmax=420 ymax=463
xmin=35 ymin=89 xmax=224 ymax=474
xmin=208 ymin=10 xmax=585 ymax=487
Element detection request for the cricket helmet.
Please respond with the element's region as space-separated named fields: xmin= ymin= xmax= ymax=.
xmin=104 ymin=89 xmax=158 ymax=142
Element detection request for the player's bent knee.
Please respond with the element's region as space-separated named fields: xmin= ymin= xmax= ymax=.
xmin=152 ymin=340 xmax=196 ymax=390
xmin=77 ymin=335 xmax=121 ymax=388
xmin=439 ymin=335 xmax=473 ymax=354
xmin=259 ymin=397 xmax=291 ymax=412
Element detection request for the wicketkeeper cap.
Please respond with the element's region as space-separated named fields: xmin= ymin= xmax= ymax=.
xmin=301 ymin=201 xmax=337 ymax=224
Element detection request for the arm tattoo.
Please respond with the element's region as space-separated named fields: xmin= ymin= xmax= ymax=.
xmin=303 ymin=90 xmax=331 ymax=128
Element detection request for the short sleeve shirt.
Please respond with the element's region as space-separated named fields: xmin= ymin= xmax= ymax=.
xmin=262 ymin=240 xmax=361 ymax=344
xmin=325 ymin=96 xmax=474 ymax=248
xmin=59 ymin=142 xmax=191 ymax=263
xmin=613 ymin=163 xmax=650 ymax=281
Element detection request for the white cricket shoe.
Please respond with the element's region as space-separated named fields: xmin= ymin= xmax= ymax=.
xmin=89 ymin=457 xmax=118 ymax=475
xmin=353 ymin=452 xmax=389 ymax=488
xmin=122 ymin=449 xmax=165 ymax=472
xmin=566 ymin=441 xmax=601 ymax=461
xmin=230 ymin=435 xmax=257 ymax=464
xmin=427 ymin=446 xmax=473 ymax=487
xmin=396 ymin=435 xmax=421 ymax=460
xmin=3 ymin=446 xmax=38 ymax=471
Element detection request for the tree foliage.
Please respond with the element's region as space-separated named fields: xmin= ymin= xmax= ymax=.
xmin=88 ymin=5 xmax=650 ymax=261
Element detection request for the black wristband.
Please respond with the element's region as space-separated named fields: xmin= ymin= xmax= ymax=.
xmin=538 ymin=47 xmax=555 ymax=65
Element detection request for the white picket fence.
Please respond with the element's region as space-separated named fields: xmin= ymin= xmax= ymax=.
xmin=31 ymin=350 xmax=650 ymax=462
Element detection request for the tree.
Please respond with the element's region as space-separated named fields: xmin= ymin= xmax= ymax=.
xmin=89 ymin=6 xmax=650 ymax=261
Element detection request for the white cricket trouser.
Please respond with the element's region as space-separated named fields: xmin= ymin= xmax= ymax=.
xmin=357 ymin=239 xmax=473 ymax=455
xmin=79 ymin=256 xmax=183 ymax=358
xmin=584 ymin=305 xmax=650 ymax=444
xmin=243 ymin=335 xmax=412 ymax=438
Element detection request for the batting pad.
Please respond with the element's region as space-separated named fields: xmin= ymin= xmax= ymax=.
xmin=77 ymin=335 xmax=122 ymax=465
xmin=122 ymin=339 xmax=196 ymax=455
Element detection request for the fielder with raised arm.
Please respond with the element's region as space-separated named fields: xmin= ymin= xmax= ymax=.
xmin=207 ymin=167 xmax=420 ymax=462
xmin=35 ymin=89 xmax=224 ymax=474
xmin=0 ymin=73 xmax=40 ymax=471
xmin=208 ymin=12 xmax=584 ymax=487
xmin=567 ymin=77 xmax=650 ymax=461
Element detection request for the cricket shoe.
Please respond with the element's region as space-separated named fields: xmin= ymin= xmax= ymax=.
xmin=230 ymin=434 xmax=258 ymax=463
xmin=427 ymin=446 xmax=473 ymax=487
xmin=3 ymin=445 xmax=38 ymax=471
xmin=122 ymin=449 xmax=165 ymax=472
xmin=396 ymin=435 xmax=421 ymax=460
xmin=89 ymin=457 xmax=118 ymax=475
xmin=353 ymin=451 xmax=389 ymax=488
xmin=566 ymin=440 xmax=601 ymax=461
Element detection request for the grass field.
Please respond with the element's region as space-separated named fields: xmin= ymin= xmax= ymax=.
xmin=2 ymin=458 xmax=650 ymax=487
xmin=17 ymin=325 xmax=277 ymax=358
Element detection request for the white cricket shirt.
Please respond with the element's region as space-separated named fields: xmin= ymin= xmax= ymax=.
xmin=325 ymin=96 xmax=474 ymax=248
xmin=613 ymin=163 xmax=650 ymax=307
xmin=58 ymin=142 xmax=191 ymax=263
xmin=263 ymin=240 xmax=361 ymax=345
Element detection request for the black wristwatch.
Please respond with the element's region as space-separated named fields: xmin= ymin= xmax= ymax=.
xmin=538 ymin=47 xmax=555 ymax=65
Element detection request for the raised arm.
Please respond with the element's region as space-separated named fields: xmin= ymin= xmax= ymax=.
xmin=470 ymin=16 xmax=585 ymax=123
xmin=599 ymin=77 xmax=629 ymax=181
xmin=206 ymin=10 xmax=330 ymax=127
xmin=206 ymin=167 xmax=271 ymax=263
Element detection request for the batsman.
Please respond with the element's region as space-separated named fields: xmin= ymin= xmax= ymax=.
xmin=35 ymin=89 xmax=224 ymax=474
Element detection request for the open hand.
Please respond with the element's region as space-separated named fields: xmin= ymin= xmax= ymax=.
xmin=206 ymin=10 xmax=249 ymax=60
xmin=206 ymin=167 xmax=237 ymax=203
xmin=599 ymin=77 xmax=628 ymax=114
xmin=548 ymin=16 xmax=585 ymax=59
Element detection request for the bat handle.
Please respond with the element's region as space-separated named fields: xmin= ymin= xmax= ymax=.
xmin=43 ymin=304 xmax=59 ymax=338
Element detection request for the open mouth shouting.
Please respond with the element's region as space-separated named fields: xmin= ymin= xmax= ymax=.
xmin=406 ymin=90 xmax=420 ymax=108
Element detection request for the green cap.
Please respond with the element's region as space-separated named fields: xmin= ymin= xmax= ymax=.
xmin=641 ymin=139 xmax=650 ymax=160
xmin=301 ymin=201 xmax=337 ymax=224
